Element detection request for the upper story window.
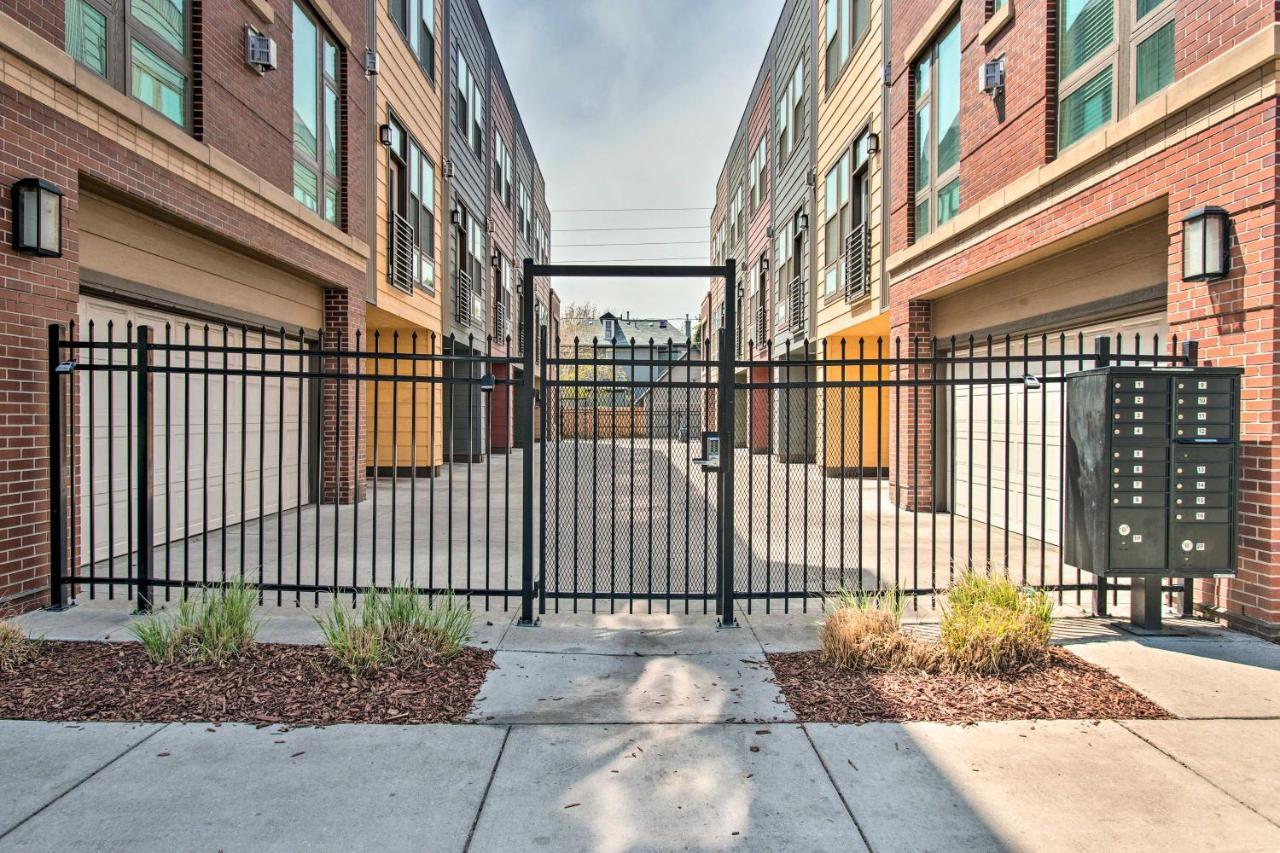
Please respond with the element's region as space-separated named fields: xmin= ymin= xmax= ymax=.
xmin=776 ymin=61 xmax=805 ymax=163
xmin=65 ymin=0 xmax=191 ymax=129
xmin=731 ymin=188 xmax=744 ymax=241
xmin=292 ymin=2 xmax=342 ymax=225
xmin=494 ymin=135 xmax=513 ymax=208
xmin=823 ymin=151 xmax=849 ymax=296
xmin=390 ymin=0 xmax=435 ymax=80
xmin=824 ymin=0 xmax=867 ymax=90
xmin=455 ymin=50 xmax=484 ymax=158
xmin=748 ymin=138 xmax=766 ymax=214
xmin=912 ymin=17 xmax=960 ymax=240
xmin=519 ymin=184 xmax=532 ymax=241
xmin=1058 ymin=0 xmax=1176 ymax=151
xmin=385 ymin=115 xmax=436 ymax=293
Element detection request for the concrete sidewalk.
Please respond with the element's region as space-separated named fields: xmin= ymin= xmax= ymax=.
xmin=4 ymin=608 xmax=1280 ymax=851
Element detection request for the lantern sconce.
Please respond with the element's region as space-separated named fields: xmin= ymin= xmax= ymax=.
xmin=378 ymin=123 xmax=393 ymax=147
xmin=11 ymin=178 xmax=63 ymax=258
xmin=866 ymin=132 xmax=881 ymax=155
xmin=1182 ymin=206 xmax=1230 ymax=282
xmin=796 ymin=212 xmax=809 ymax=231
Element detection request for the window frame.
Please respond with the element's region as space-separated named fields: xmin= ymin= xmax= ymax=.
xmin=389 ymin=0 xmax=435 ymax=83
xmin=1057 ymin=0 xmax=1176 ymax=151
xmin=823 ymin=0 xmax=868 ymax=91
xmin=454 ymin=46 xmax=485 ymax=160
xmin=384 ymin=111 xmax=436 ymax=294
xmin=292 ymin=1 xmax=343 ymax=226
xmin=776 ymin=59 xmax=805 ymax=164
xmin=494 ymin=135 xmax=513 ymax=209
xmin=911 ymin=16 xmax=960 ymax=241
xmin=748 ymin=137 xmax=767 ymax=215
xmin=66 ymin=0 xmax=193 ymax=130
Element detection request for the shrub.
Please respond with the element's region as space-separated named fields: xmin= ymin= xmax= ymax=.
xmin=316 ymin=587 xmax=472 ymax=676
xmin=0 ymin=620 xmax=39 ymax=673
xmin=939 ymin=571 xmax=1053 ymax=675
xmin=819 ymin=587 xmax=937 ymax=671
xmin=130 ymin=578 xmax=261 ymax=666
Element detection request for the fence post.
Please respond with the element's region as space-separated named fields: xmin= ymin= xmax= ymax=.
xmin=1180 ymin=338 xmax=1198 ymax=617
xmin=47 ymin=324 xmax=68 ymax=610
xmin=1092 ymin=336 xmax=1111 ymax=617
xmin=135 ymin=325 xmax=154 ymax=613
xmin=518 ymin=259 xmax=537 ymax=625
xmin=718 ymin=259 xmax=737 ymax=626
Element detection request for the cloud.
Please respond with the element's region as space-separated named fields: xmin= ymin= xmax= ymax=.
xmin=482 ymin=0 xmax=778 ymax=318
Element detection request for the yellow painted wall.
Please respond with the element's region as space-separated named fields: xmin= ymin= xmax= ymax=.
xmin=365 ymin=304 xmax=444 ymax=469
xmin=821 ymin=311 xmax=890 ymax=471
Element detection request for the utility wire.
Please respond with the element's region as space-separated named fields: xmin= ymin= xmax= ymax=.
xmin=552 ymin=206 xmax=713 ymax=213
xmin=554 ymin=240 xmax=708 ymax=248
xmin=550 ymin=255 xmax=709 ymax=263
xmin=555 ymin=224 xmax=710 ymax=233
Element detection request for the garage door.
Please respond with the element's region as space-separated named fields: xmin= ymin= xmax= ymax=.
xmin=949 ymin=312 xmax=1166 ymax=547
xmin=78 ymin=295 xmax=313 ymax=564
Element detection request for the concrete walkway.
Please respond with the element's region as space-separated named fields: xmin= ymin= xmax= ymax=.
xmin=5 ymin=607 xmax=1280 ymax=851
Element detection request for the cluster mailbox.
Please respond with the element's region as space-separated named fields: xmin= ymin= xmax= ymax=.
xmin=1065 ymin=366 xmax=1242 ymax=582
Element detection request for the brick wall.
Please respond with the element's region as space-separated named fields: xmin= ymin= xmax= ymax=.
xmin=0 ymin=0 xmax=372 ymax=611
xmin=888 ymin=300 xmax=933 ymax=511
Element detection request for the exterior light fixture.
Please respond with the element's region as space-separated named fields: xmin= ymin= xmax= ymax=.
xmin=479 ymin=373 xmax=496 ymax=393
xmin=760 ymin=255 xmax=770 ymax=272
xmin=378 ymin=123 xmax=393 ymax=146
xmin=491 ymin=252 xmax=501 ymax=267
xmin=796 ymin=212 xmax=809 ymax=231
xmin=866 ymin=132 xmax=880 ymax=155
xmin=1182 ymin=206 xmax=1230 ymax=281
xmin=10 ymin=178 xmax=63 ymax=258
xmin=450 ymin=208 xmax=461 ymax=226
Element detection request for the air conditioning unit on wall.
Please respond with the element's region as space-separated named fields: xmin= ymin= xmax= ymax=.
xmin=244 ymin=27 xmax=277 ymax=73
xmin=979 ymin=57 xmax=1005 ymax=97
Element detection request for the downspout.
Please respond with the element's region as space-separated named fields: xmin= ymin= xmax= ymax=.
xmin=878 ymin=0 xmax=891 ymax=315
xmin=365 ymin=0 xmax=379 ymax=310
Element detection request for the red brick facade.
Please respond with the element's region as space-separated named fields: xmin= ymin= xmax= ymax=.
xmin=0 ymin=0 xmax=371 ymax=613
xmin=887 ymin=0 xmax=1280 ymax=634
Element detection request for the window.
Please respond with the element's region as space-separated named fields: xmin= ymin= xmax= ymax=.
xmin=912 ymin=17 xmax=960 ymax=240
xmin=292 ymin=3 xmax=342 ymax=225
xmin=493 ymin=252 xmax=511 ymax=338
xmin=823 ymin=0 xmax=867 ymax=89
xmin=494 ymin=135 xmax=512 ymax=208
xmin=732 ymin=188 xmax=745 ymax=241
xmin=65 ymin=0 xmax=191 ymax=128
xmin=823 ymin=152 xmax=849 ymax=296
xmin=389 ymin=0 xmax=435 ymax=80
xmin=385 ymin=115 xmax=436 ymax=293
xmin=1058 ymin=0 xmax=1176 ymax=150
xmin=520 ymin=184 xmax=532 ymax=241
xmin=455 ymin=49 xmax=484 ymax=158
xmin=773 ymin=218 xmax=793 ymax=329
xmin=776 ymin=61 xmax=805 ymax=162
xmin=748 ymin=137 xmax=766 ymax=214
xmin=457 ymin=205 xmax=486 ymax=325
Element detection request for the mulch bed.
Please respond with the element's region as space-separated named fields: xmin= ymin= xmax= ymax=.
xmin=0 ymin=641 xmax=495 ymax=726
xmin=769 ymin=647 xmax=1171 ymax=724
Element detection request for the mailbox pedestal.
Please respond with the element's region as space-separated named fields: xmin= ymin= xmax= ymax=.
xmin=1065 ymin=366 xmax=1242 ymax=630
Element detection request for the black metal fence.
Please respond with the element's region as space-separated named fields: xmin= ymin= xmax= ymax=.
xmin=45 ymin=261 xmax=1200 ymax=624
xmin=47 ymin=320 xmax=527 ymax=611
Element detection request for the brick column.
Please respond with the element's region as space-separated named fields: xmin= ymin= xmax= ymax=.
xmin=889 ymin=299 xmax=934 ymax=512
xmin=1168 ymin=192 xmax=1280 ymax=638
xmin=321 ymin=287 xmax=366 ymax=504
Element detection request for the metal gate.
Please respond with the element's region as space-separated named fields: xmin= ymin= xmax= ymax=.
xmin=45 ymin=260 xmax=1198 ymax=625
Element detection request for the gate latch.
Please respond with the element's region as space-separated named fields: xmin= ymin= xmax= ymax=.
xmin=692 ymin=431 xmax=721 ymax=473
xmin=55 ymin=360 xmax=77 ymax=374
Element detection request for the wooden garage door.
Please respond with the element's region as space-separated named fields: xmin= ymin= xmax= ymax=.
xmin=949 ymin=312 xmax=1166 ymax=547
xmin=78 ymin=295 xmax=313 ymax=564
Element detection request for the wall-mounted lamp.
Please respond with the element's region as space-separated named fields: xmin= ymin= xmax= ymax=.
xmin=760 ymin=255 xmax=770 ymax=272
xmin=866 ymin=133 xmax=880 ymax=155
xmin=1182 ymin=206 xmax=1230 ymax=281
xmin=450 ymin=208 xmax=462 ymax=226
xmin=378 ymin=123 xmax=393 ymax=147
xmin=795 ymin=212 xmax=808 ymax=231
xmin=10 ymin=178 xmax=62 ymax=258
xmin=491 ymin=252 xmax=501 ymax=268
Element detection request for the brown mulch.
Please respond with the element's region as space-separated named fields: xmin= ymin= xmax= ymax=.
xmin=0 ymin=641 xmax=495 ymax=726
xmin=768 ymin=646 xmax=1171 ymax=724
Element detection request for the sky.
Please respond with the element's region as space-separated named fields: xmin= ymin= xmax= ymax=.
xmin=481 ymin=0 xmax=779 ymax=321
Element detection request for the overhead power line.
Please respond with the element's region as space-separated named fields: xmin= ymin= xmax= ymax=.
xmin=555 ymin=224 xmax=710 ymax=233
xmin=552 ymin=206 xmax=714 ymax=213
xmin=550 ymin=255 xmax=709 ymax=264
xmin=553 ymin=240 xmax=708 ymax=248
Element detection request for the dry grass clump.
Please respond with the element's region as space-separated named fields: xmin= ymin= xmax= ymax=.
xmin=819 ymin=588 xmax=938 ymax=672
xmin=129 ymin=578 xmax=261 ymax=666
xmin=939 ymin=570 xmax=1053 ymax=675
xmin=0 ymin=620 xmax=39 ymax=672
xmin=316 ymin=586 xmax=472 ymax=677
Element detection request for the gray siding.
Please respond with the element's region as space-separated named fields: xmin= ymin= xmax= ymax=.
xmin=445 ymin=0 xmax=488 ymax=341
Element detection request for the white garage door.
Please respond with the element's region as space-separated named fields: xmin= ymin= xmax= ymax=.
xmin=78 ymin=295 xmax=313 ymax=564
xmin=950 ymin=312 xmax=1166 ymax=547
